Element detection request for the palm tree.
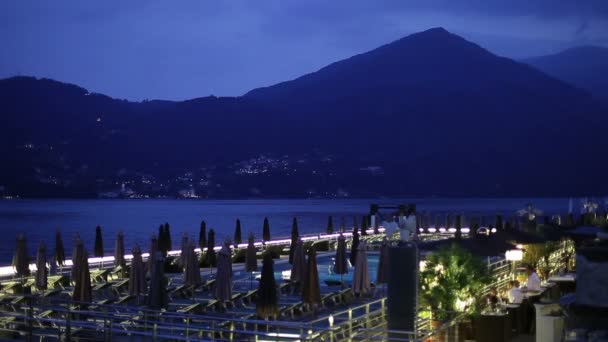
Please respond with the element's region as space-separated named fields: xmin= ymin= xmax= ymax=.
xmin=517 ymin=203 xmax=543 ymax=221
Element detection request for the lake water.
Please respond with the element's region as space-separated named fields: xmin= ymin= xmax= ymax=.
xmin=0 ymin=198 xmax=577 ymax=263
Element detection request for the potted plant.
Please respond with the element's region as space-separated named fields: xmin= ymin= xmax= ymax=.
xmin=419 ymin=244 xmax=491 ymax=341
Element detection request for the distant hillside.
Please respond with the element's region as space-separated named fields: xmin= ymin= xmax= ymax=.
xmin=1 ymin=28 xmax=607 ymax=198
xmin=523 ymin=46 xmax=608 ymax=100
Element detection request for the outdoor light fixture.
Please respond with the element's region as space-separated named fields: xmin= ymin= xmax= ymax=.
xmin=428 ymin=228 xmax=437 ymax=233
xmin=328 ymin=315 xmax=334 ymax=327
xmin=438 ymin=228 xmax=446 ymax=233
xmin=477 ymin=227 xmax=490 ymax=235
xmin=505 ymin=249 xmax=523 ymax=261
xmin=461 ymin=228 xmax=470 ymax=233
xmin=491 ymin=228 xmax=497 ymax=233
xmin=516 ymin=244 xmax=524 ymax=249
xmin=448 ymin=228 xmax=457 ymax=233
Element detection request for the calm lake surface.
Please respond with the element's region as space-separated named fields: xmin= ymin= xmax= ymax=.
xmin=0 ymin=198 xmax=576 ymax=262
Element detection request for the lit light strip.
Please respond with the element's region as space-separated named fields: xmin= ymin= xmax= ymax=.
xmin=0 ymin=226 xmax=387 ymax=277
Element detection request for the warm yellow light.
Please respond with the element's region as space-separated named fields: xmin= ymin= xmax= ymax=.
xmin=505 ymin=249 xmax=523 ymax=261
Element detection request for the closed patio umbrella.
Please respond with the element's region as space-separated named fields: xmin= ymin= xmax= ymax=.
xmin=163 ymin=223 xmax=172 ymax=255
xmin=245 ymin=233 xmax=257 ymax=289
xmin=289 ymin=217 xmax=299 ymax=264
xmin=263 ymin=217 xmax=271 ymax=243
xmin=12 ymin=234 xmax=30 ymax=281
xmin=146 ymin=235 xmax=159 ymax=278
xmin=360 ymin=216 xmax=368 ymax=236
xmin=178 ymin=235 xmax=189 ymax=268
xmin=55 ymin=231 xmax=65 ymax=273
xmin=214 ymin=240 xmax=233 ymax=305
xmin=147 ymin=252 xmax=168 ymax=310
xmin=199 ymin=220 xmax=207 ymax=251
xmin=35 ymin=241 xmax=48 ymax=291
xmin=350 ymin=228 xmax=360 ymax=265
xmin=352 ymin=241 xmax=371 ymax=296
xmin=333 ymin=234 xmax=348 ymax=287
xmin=206 ymin=229 xmax=217 ymax=274
xmin=71 ymin=236 xmax=82 ymax=285
xmin=376 ymin=238 xmax=390 ymax=295
xmin=234 ymin=219 xmax=242 ymax=246
xmin=256 ymin=254 xmax=278 ymax=319
xmin=302 ymin=247 xmax=321 ymax=308
xmin=129 ymin=245 xmax=147 ymax=302
xmin=289 ymin=239 xmax=306 ymax=293
xmin=94 ymin=225 xmax=104 ymax=269
xmin=327 ymin=216 xmax=334 ymax=234
xmin=72 ymin=243 xmax=92 ymax=303
xmin=114 ymin=232 xmax=126 ymax=276
xmin=184 ymin=241 xmax=201 ymax=288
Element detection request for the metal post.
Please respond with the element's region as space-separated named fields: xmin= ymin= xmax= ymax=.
xmin=65 ymin=311 xmax=72 ymax=342
xmin=348 ymin=308 xmax=353 ymax=338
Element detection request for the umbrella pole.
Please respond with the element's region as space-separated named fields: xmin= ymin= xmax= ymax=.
xmin=250 ymin=272 xmax=253 ymax=290
xmin=340 ymin=274 xmax=344 ymax=289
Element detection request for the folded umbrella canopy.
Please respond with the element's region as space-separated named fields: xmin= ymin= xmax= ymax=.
xmin=12 ymin=234 xmax=30 ymax=280
xmin=302 ymin=247 xmax=321 ymax=307
xmin=147 ymin=252 xmax=168 ymax=310
xmin=35 ymin=241 xmax=48 ymax=291
xmin=114 ymin=231 xmax=126 ymax=271
xmin=245 ymin=234 xmax=257 ymax=289
xmin=146 ymin=235 xmax=159 ymax=278
xmin=352 ymin=241 xmax=371 ymax=296
xmin=184 ymin=241 xmax=202 ymax=288
xmin=290 ymin=239 xmax=306 ymax=293
xmin=376 ymin=238 xmax=390 ymax=285
xmin=55 ymin=231 xmax=65 ymax=271
xmin=71 ymin=235 xmax=82 ymax=283
xmin=256 ymin=254 xmax=278 ymax=319
xmin=333 ymin=234 xmax=348 ymax=287
xmin=129 ymin=245 xmax=147 ymax=297
xmin=72 ymin=242 xmax=92 ymax=303
xmin=215 ymin=241 xmax=233 ymax=303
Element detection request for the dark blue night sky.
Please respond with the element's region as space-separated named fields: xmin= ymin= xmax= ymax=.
xmin=1 ymin=1 xmax=607 ymax=100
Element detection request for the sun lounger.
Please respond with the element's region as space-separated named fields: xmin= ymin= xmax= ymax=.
xmin=23 ymin=278 xmax=35 ymax=289
xmin=201 ymin=278 xmax=216 ymax=291
xmin=279 ymin=302 xmax=303 ymax=319
xmin=109 ymin=266 xmax=127 ymax=280
xmin=115 ymin=295 xmax=135 ymax=305
xmin=336 ymin=288 xmax=353 ymax=305
xmin=42 ymin=288 xmax=62 ymax=298
xmin=203 ymin=299 xmax=218 ymax=311
xmin=90 ymin=269 xmax=109 ymax=283
xmin=278 ymin=282 xmax=291 ymax=294
xmin=321 ymin=291 xmax=337 ymax=307
xmin=240 ymin=289 xmax=258 ymax=304
xmin=93 ymin=282 xmax=112 ymax=291
xmin=1 ymin=282 xmax=22 ymax=295
xmin=48 ymin=275 xmax=67 ymax=290
xmin=111 ymin=278 xmax=129 ymax=296
xmin=177 ymin=302 xmax=202 ymax=314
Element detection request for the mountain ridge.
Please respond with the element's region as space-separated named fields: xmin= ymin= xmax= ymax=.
xmin=523 ymin=45 xmax=608 ymax=100
xmin=1 ymin=28 xmax=607 ymax=198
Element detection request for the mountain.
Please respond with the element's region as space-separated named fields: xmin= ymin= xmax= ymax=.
xmin=523 ymin=46 xmax=608 ymax=100
xmin=1 ymin=28 xmax=607 ymax=198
